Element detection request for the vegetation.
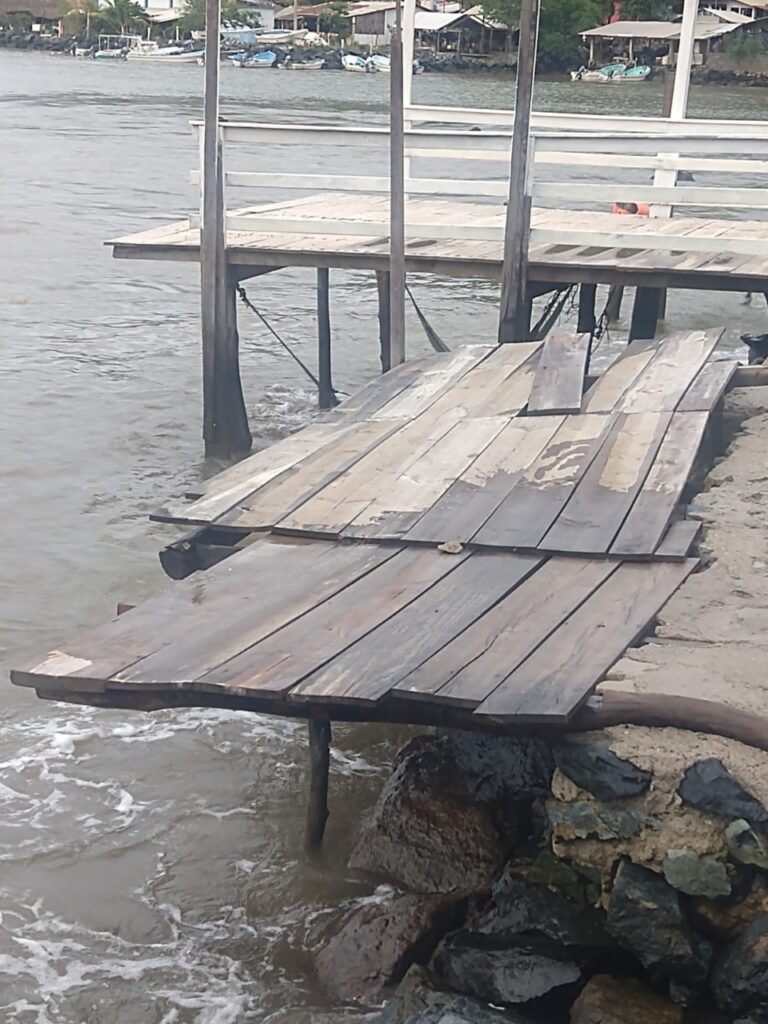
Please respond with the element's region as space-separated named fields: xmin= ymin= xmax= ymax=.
xmin=725 ymin=32 xmax=767 ymax=58
xmin=96 ymin=0 xmax=148 ymax=33
xmin=481 ymin=0 xmax=604 ymax=67
xmin=177 ymin=0 xmax=263 ymax=31
xmin=318 ymin=2 xmax=349 ymax=41
xmin=60 ymin=0 xmax=101 ymax=36
xmin=618 ymin=0 xmax=674 ymax=19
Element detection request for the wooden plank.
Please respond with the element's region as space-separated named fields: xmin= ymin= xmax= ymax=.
xmin=192 ymin=546 xmax=470 ymax=696
xmin=655 ymin=517 xmax=702 ymax=559
xmin=472 ymin=414 xmax=610 ymax=550
xmin=153 ymin=421 xmax=355 ymax=525
xmin=370 ymin=345 xmax=493 ymax=420
xmin=542 ymin=411 xmax=672 ymax=557
xmin=12 ymin=539 xmax=391 ymax=692
xmin=394 ymin=557 xmax=617 ymax=705
xmin=581 ymin=340 xmax=658 ymax=414
xmin=219 ymin=418 xmax=405 ymax=531
xmin=611 ymin=411 xmax=709 ymax=558
xmin=474 ymin=558 xmax=698 ymax=723
xmin=678 ymin=360 xmax=739 ymax=412
xmin=343 ymin=415 xmax=508 ymax=540
xmin=290 ymin=552 xmax=544 ymax=704
xmin=526 ymin=333 xmax=591 ymax=415
xmin=404 ymin=416 xmax=564 ymax=545
xmin=618 ymin=328 xmax=724 ymax=413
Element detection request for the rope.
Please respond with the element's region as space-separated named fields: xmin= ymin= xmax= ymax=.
xmin=237 ymin=284 xmax=334 ymax=398
xmin=530 ymin=284 xmax=574 ymax=341
xmin=405 ymin=283 xmax=451 ymax=353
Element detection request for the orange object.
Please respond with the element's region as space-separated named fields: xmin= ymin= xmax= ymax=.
xmin=613 ymin=201 xmax=650 ymax=216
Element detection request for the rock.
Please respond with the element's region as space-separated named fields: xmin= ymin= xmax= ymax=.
xmin=445 ymin=732 xmax=554 ymax=805
xmin=314 ymin=891 xmax=461 ymax=1002
xmin=548 ymin=800 xmax=653 ymax=842
xmin=434 ymin=931 xmax=581 ymax=1005
xmin=733 ymin=1008 xmax=768 ymax=1024
xmin=662 ymin=848 xmax=732 ymax=898
xmin=509 ymin=848 xmax=602 ymax=906
xmin=712 ymin=913 xmax=768 ymax=1014
xmin=554 ymin=741 xmax=652 ymax=801
xmin=349 ymin=736 xmax=506 ymax=895
xmin=569 ymin=974 xmax=683 ymax=1024
xmin=692 ymin=875 xmax=768 ymax=940
xmin=374 ymin=965 xmax=534 ymax=1024
xmin=474 ymin=871 xmax=610 ymax=949
xmin=606 ymin=860 xmax=710 ymax=983
xmin=679 ymin=760 xmax=768 ymax=827
xmin=728 ymin=819 xmax=768 ymax=870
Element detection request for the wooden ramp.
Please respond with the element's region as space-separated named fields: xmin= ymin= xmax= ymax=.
xmin=12 ymin=330 xmax=732 ymax=730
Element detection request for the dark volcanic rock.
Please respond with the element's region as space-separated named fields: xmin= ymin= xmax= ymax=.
xmin=445 ymin=732 xmax=555 ymax=803
xmin=554 ymin=740 xmax=651 ymax=801
xmin=712 ymin=913 xmax=768 ymax=1014
xmin=548 ymin=800 xmax=652 ymax=841
xmin=475 ymin=871 xmax=610 ymax=949
xmin=315 ymin=892 xmax=460 ymax=1001
xmin=662 ymin=848 xmax=732 ymax=898
xmin=374 ymin=965 xmax=534 ymax=1024
xmin=728 ymin=819 xmax=768 ymax=870
xmin=570 ymin=974 xmax=683 ymax=1024
xmin=349 ymin=736 xmax=506 ymax=895
xmin=679 ymin=759 xmax=768 ymax=826
xmin=734 ymin=1008 xmax=768 ymax=1024
xmin=434 ymin=931 xmax=581 ymax=1005
xmin=606 ymin=860 xmax=711 ymax=983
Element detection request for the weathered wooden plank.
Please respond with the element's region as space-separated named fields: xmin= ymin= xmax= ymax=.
xmin=474 ymin=558 xmax=698 ymax=723
xmin=404 ymin=416 xmax=564 ymax=545
xmin=655 ymin=517 xmax=702 ymax=559
xmin=343 ymin=415 xmax=508 ymax=540
xmin=276 ymin=409 xmax=463 ymax=537
xmin=193 ymin=545 xmax=469 ymax=696
xmin=618 ymin=328 xmax=724 ymax=413
xmin=291 ymin=552 xmax=543 ymax=704
xmin=527 ymin=332 xmax=591 ymax=415
xmin=219 ymin=418 xmax=405 ymax=531
xmin=472 ymin=414 xmax=610 ymax=550
xmin=581 ymin=340 xmax=657 ymax=414
xmin=611 ymin=411 xmax=709 ymax=558
xmin=678 ymin=359 xmax=739 ymax=412
xmin=370 ymin=345 xmax=493 ymax=420
xmin=394 ymin=557 xmax=616 ymax=705
xmin=11 ymin=539 xmax=387 ymax=692
xmin=542 ymin=411 xmax=672 ymax=556
xmin=422 ymin=342 xmax=541 ymax=419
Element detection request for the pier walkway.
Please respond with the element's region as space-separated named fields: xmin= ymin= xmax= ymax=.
xmin=12 ymin=329 xmax=747 ymax=733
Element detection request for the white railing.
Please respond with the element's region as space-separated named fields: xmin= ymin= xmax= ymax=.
xmin=190 ymin=118 xmax=768 ymax=258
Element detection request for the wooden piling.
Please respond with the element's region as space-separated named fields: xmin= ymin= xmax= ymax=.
xmin=305 ymin=718 xmax=331 ymax=850
xmin=376 ymin=269 xmax=392 ymax=374
xmin=389 ymin=0 xmax=406 ymax=367
xmin=316 ymin=268 xmax=337 ymax=409
xmin=605 ymin=284 xmax=624 ymax=324
xmin=577 ymin=283 xmax=597 ymax=335
xmin=498 ymin=0 xmax=540 ymax=343
xmin=629 ymin=286 xmax=660 ymax=342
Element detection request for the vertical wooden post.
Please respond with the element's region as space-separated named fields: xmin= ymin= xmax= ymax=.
xmin=305 ymin=718 xmax=331 ymax=851
xmin=201 ymin=0 xmax=251 ymax=458
xmin=656 ymin=69 xmax=675 ymax=322
xmin=629 ymin=286 xmax=660 ymax=342
xmin=605 ymin=284 xmax=624 ymax=324
xmin=498 ymin=0 xmax=540 ymax=343
xmin=376 ymin=269 xmax=392 ymax=373
xmin=316 ymin=268 xmax=337 ymax=409
xmin=577 ymin=283 xmax=597 ymax=335
xmin=389 ymin=0 xmax=406 ymax=367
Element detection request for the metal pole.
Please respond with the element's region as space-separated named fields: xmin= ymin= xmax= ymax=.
xmin=389 ymin=0 xmax=406 ymax=367
xmin=201 ymin=0 xmax=222 ymax=452
xmin=498 ymin=0 xmax=540 ymax=343
xmin=671 ymin=0 xmax=697 ymax=119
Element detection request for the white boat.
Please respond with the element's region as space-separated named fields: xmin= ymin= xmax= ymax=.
xmin=282 ymin=57 xmax=325 ymax=70
xmin=600 ymin=64 xmax=652 ymax=82
xmin=94 ymin=34 xmax=131 ymax=59
xmin=234 ymin=50 xmax=278 ymax=68
xmin=342 ymin=53 xmax=373 ymax=72
xmin=126 ymin=39 xmax=205 ymax=62
xmin=258 ymin=28 xmax=308 ymax=44
xmin=570 ymin=62 xmax=624 ymax=81
xmin=369 ymin=53 xmax=390 ymax=73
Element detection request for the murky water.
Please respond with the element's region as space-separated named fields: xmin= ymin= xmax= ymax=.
xmin=1 ymin=50 xmax=766 ymax=1021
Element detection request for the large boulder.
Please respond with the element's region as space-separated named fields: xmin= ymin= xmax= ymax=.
xmin=712 ymin=913 xmax=768 ymax=1015
xmin=570 ymin=974 xmax=683 ymax=1024
xmin=349 ymin=736 xmax=507 ymax=895
xmin=679 ymin=760 xmax=768 ymax=827
xmin=314 ymin=891 xmax=461 ymax=1002
xmin=554 ymin=741 xmax=652 ymax=802
xmin=373 ymin=965 xmax=535 ymax=1024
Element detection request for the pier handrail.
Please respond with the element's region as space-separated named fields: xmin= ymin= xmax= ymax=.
xmin=189 ymin=119 xmax=768 ymax=257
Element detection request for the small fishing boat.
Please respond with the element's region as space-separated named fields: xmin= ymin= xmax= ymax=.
xmin=126 ymin=39 xmax=205 ymax=62
xmin=94 ymin=34 xmax=130 ymax=59
xmin=570 ymin=62 xmax=624 ymax=81
xmin=603 ymin=64 xmax=652 ymax=81
xmin=282 ymin=57 xmax=325 ymax=70
xmin=369 ymin=53 xmax=390 ymax=73
xmin=234 ymin=50 xmax=278 ymax=68
xmin=342 ymin=53 xmax=370 ymax=72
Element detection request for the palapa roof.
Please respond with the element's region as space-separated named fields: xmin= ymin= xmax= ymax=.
xmin=0 ymin=0 xmax=61 ymax=18
xmin=581 ymin=16 xmax=742 ymax=40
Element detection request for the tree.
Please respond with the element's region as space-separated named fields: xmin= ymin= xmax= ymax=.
xmin=97 ymin=0 xmax=148 ymax=34
xmin=318 ymin=2 xmax=349 ymax=41
xmin=177 ymin=0 xmax=262 ymax=32
xmin=619 ymin=0 xmax=674 ymax=18
xmin=60 ymin=0 xmax=101 ymax=36
xmin=480 ymin=0 xmax=604 ymax=67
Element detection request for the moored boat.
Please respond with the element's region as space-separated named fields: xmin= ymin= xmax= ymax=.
xmin=126 ymin=40 xmax=205 ymax=62
xmin=570 ymin=62 xmax=624 ymax=81
xmin=603 ymin=64 xmax=652 ymax=81
xmin=233 ymin=50 xmax=278 ymax=68
xmin=282 ymin=57 xmax=326 ymax=70
xmin=342 ymin=53 xmax=371 ymax=72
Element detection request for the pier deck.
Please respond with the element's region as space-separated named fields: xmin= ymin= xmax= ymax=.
xmin=12 ymin=330 xmax=747 ymax=734
xmin=110 ymin=195 xmax=768 ymax=292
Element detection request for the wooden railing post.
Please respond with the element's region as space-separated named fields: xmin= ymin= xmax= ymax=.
xmin=389 ymin=0 xmax=406 ymax=367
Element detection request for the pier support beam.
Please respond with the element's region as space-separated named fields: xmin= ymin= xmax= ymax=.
xmin=605 ymin=284 xmax=624 ymax=325
xmin=629 ymin=286 xmax=660 ymax=342
xmin=305 ymin=718 xmax=331 ymax=851
xmin=577 ymin=284 xmax=597 ymax=335
xmin=316 ymin=268 xmax=337 ymax=410
xmin=376 ymin=270 xmax=392 ymax=373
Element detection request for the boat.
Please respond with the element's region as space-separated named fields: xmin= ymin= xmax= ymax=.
xmin=125 ymin=39 xmax=205 ymax=62
xmin=570 ymin=62 xmax=624 ymax=81
xmin=94 ymin=34 xmax=130 ymax=60
xmin=369 ymin=53 xmax=390 ymax=73
xmin=282 ymin=57 xmax=326 ymax=70
xmin=234 ymin=50 xmax=278 ymax=68
xmin=258 ymin=28 xmax=308 ymax=43
xmin=603 ymin=64 xmax=652 ymax=81
xmin=342 ymin=53 xmax=374 ymax=72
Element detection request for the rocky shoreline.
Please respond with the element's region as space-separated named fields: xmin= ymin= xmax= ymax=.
xmin=311 ymin=388 xmax=768 ymax=1023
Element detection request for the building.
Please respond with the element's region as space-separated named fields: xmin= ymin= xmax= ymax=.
xmin=580 ymin=13 xmax=747 ymax=65
xmin=0 ymin=0 xmax=62 ymax=30
xmin=414 ymin=4 xmax=511 ymax=53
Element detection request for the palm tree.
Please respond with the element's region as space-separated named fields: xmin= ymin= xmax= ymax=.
xmin=60 ymin=0 xmax=100 ymax=36
xmin=98 ymin=0 xmax=148 ymax=35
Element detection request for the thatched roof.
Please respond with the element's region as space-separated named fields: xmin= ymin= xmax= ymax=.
xmin=0 ymin=0 xmax=62 ymax=19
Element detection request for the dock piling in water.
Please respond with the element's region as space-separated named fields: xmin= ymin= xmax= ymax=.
xmin=376 ymin=270 xmax=392 ymax=374
xmin=316 ymin=268 xmax=337 ymax=410
xmin=306 ymin=718 xmax=331 ymax=850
